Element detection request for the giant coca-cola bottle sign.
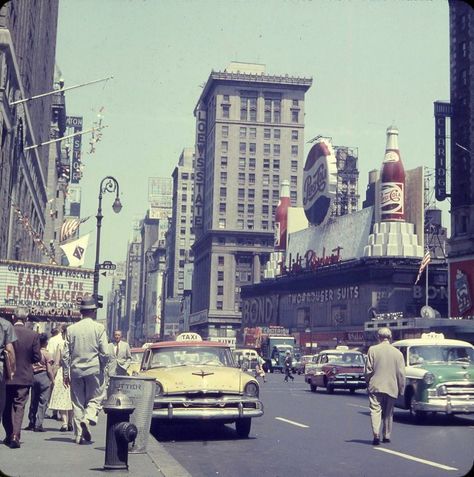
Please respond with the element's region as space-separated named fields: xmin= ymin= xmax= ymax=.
xmin=303 ymin=139 xmax=337 ymax=225
xmin=380 ymin=127 xmax=406 ymax=222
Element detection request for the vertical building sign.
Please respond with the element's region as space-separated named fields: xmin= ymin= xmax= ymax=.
xmin=66 ymin=116 xmax=83 ymax=184
xmin=433 ymin=101 xmax=451 ymax=202
xmin=193 ymin=106 xmax=206 ymax=233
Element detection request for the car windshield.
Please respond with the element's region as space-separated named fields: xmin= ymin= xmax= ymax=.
xmin=131 ymin=351 xmax=144 ymax=363
xmin=409 ymin=346 xmax=474 ymax=365
xmin=321 ymin=353 xmax=364 ymax=366
xmin=149 ymin=346 xmax=235 ymax=368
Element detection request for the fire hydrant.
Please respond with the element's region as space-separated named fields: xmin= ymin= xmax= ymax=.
xmin=103 ymin=390 xmax=138 ymax=471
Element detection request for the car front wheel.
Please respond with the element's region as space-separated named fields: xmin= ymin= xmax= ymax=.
xmin=235 ymin=418 xmax=251 ymax=438
xmin=409 ymin=393 xmax=427 ymax=422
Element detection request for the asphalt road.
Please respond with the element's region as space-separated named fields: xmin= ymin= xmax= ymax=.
xmin=151 ymin=373 xmax=474 ymax=477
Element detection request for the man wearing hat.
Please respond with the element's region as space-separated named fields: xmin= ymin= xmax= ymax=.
xmin=0 ymin=315 xmax=17 ymax=427
xmin=62 ymin=296 xmax=109 ymax=444
xmin=2 ymin=307 xmax=41 ymax=449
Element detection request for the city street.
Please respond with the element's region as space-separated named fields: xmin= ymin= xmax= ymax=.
xmin=152 ymin=373 xmax=474 ymax=477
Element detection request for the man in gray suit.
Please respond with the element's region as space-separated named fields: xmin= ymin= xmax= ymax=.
xmin=364 ymin=327 xmax=405 ymax=445
xmin=108 ymin=330 xmax=132 ymax=377
xmin=62 ymin=296 xmax=109 ymax=444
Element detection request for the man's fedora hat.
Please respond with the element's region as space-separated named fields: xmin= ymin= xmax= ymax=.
xmin=79 ymin=296 xmax=98 ymax=311
xmin=14 ymin=306 xmax=29 ymax=320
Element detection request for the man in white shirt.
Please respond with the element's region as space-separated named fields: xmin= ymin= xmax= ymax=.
xmin=108 ymin=330 xmax=132 ymax=377
xmin=62 ymin=296 xmax=109 ymax=444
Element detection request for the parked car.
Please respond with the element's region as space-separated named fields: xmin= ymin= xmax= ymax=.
xmin=305 ymin=346 xmax=366 ymax=394
xmin=139 ymin=333 xmax=264 ymax=438
xmin=232 ymin=348 xmax=259 ymax=372
xmin=392 ymin=332 xmax=474 ymax=421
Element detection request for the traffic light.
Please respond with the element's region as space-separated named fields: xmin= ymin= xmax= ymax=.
xmin=96 ymin=294 xmax=103 ymax=309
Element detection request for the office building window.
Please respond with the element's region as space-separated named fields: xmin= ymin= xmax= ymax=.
xmin=238 ymin=172 xmax=245 ymax=184
xmin=181 ymin=205 xmax=186 ymax=213
xmin=262 ymin=189 xmax=269 ymax=200
xmin=291 ymin=145 xmax=298 ymax=156
xmin=264 ymin=128 xmax=271 ymax=139
xmin=178 ymin=271 xmax=184 ymax=279
xmin=218 ymin=218 xmax=226 ymax=229
xmin=248 ymin=189 xmax=255 ymax=200
xmin=290 ymin=190 xmax=297 ymax=204
xmin=182 ymin=193 xmax=187 ymax=202
xmin=180 ymin=227 xmax=186 ymax=234
xmin=273 ymin=159 xmax=280 ymax=170
xmin=178 ymin=282 xmax=184 ymax=290
xmin=240 ymin=93 xmax=257 ymax=121
xmin=249 ymin=173 xmax=255 ymax=184
xmin=249 ymin=143 xmax=256 ymax=154
xmin=237 ymin=219 xmax=244 ymax=229
xmin=179 ymin=249 xmax=185 ymax=256
xmin=221 ymin=141 xmax=228 ymax=152
xmin=217 ymin=285 xmax=224 ymax=295
xmin=240 ymin=142 xmax=246 ymax=153
xmin=238 ymin=203 xmax=245 ymax=213
xmin=220 ymin=187 xmax=227 ymax=198
xmin=222 ymin=125 xmax=228 ymax=138
xmin=262 ymin=204 xmax=269 ymax=214
xmin=291 ymin=130 xmax=298 ymax=140
xmin=218 ymin=256 xmax=225 ymax=265
xmin=223 ymin=94 xmax=229 ymax=101
xmin=264 ymin=143 xmax=271 ymax=155
xmin=291 ymin=110 xmax=299 ymax=123
xmin=274 ymin=129 xmax=281 ymax=139
xmin=262 ymin=220 xmax=269 ymax=229
xmin=291 ymin=160 xmax=298 ymax=172
xmin=247 ymin=219 xmax=254 ymax=230
xmin=180 ymin=216 xmax=186 ymax=224
xmin=249 ymin=127 xmax=256 ymax=139
xmin=221 ymin=156 xmax=228 ymax=168
xmin=272 ymin=175 xmax=279 ymax=187
xmin=239 ymin=157 xmax=246 ymax=169
xmin=218 ymin=271 xmax=224 ymax=281
xmin=248 ymin=204 xmax=255 ymax=214
xmin=220 ymin=171 xmax=227 ymax=183
xmin=240 ymin=127 xmax=246 ymax=138
xmin=273 ymin=144 xmax=280 ymax=155
xmin=263 ymin=158 xmax=270 ymax=170
xmin=238 ymin=188 xmax=245 ymax=199
xmin=182 ymin=173 xmax=189 ymax=180
xmin=272 ymin=190 xmax=279 ymax=200
xmin=291 ymin=176 xmax=297 ymax=187
xmin=219 ymin=203 xmax=226 ymax=213
xmin=263 ymin=174 xmax=269 ymax=186
xmin=264 ymin=98 xmax=281 ymax=123
xmin=248 ymin=157 xmax=256 ymax=170
xmin=222 ymin=105 xmax=229 ymax=118
xmin=216 ymin=301 xmax=223 ymax=310
xmin=292 ymin=99 xmax=299 ymax=106
xmin=179 ymin=260 xmax=185 ymax=267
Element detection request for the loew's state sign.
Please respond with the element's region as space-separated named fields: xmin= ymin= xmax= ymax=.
xmin=0 ymin=260 xmax=94 ymax=321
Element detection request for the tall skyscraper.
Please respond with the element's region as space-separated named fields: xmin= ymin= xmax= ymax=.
xmin=447 ymin=1 xmax=474 ymax=318
xmin=167 ymin=147 xmax=195 ymax=299
xmin=190 ymin=62 xmax=312 ymax=339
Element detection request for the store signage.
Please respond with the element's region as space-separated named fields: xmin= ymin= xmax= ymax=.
xmin=66 ymin=116 xmax=83 ymax=184
xmin=303 ymin=139 xmax=337 ymax=225
xmin=433 ymin=101 xmax=451 ymax=202
xmin=287 ymin=286 xmax=359 ymax=305
xmin=241 ymin=296 xmax=278 ymax=326
xmin=193 ymin=107 xmax=206 ymax=230
xmin=0 ymin=260 xmax=93 ymax=320
xmin=209 ymin=337 xmax=236 ymax=348
xmin=455 ymin=269 xmax=472 ymax=315
xmin=282 ymin=247 xmax=342 ymax=274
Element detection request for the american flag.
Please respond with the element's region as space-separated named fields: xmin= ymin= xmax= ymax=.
xmin=415 ymin=249 xmax=431 ymax=285
xmin=60 ymin=216 xmax=90 ymax=243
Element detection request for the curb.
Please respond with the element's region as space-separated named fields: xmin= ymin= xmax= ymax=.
xmin=146 ymin=434 xmax=192 ymax=477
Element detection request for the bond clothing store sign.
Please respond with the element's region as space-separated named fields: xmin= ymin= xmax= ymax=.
xmin=0 ymin=260 xmax=94 ymax=321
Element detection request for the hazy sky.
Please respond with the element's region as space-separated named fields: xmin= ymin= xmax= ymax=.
xmin=55 ymin=0 xmax=450 ymax=309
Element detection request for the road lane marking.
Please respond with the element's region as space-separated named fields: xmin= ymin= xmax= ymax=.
xmin=275 ymin=417 xmax=309 ymax=428
xmin=347 ymin=403 xmax=369 ymax=410
xmin=374 ymin=448 xmax=458 ymax=471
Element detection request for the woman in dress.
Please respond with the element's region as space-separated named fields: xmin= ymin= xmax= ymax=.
xmin=48 ymin=325 xmax=73 ymax=431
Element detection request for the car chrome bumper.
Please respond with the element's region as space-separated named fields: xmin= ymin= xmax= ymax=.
xmin=152 ymin=398 xmax=264 ymax=420
xmin=329 ymin=375 xmax=366 ymax=388
xmin=413 ymin=397 xmax=474 ymax=414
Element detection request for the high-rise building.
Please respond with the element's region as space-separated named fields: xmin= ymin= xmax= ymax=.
xmin=0 ymin=0 xmax=59 ymax=261
xmin=167 ymin=147 xmax=195 ymax=299
xmin=125 ymin=239 xmax=141 ymax=345
xmin=190 ymin=62 xmax=312 ymax=339
xmin=447 ymin=1 xmax=474 ymax=318
xmin=334 ymin=145 xmax=359 ymax=216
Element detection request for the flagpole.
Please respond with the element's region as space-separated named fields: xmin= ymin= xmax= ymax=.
xmin=425 ymin=262 xmax=429 ymax=307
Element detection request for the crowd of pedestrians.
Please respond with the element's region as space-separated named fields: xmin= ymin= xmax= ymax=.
xmin=0 ymin=297 xmax=132 ymax=449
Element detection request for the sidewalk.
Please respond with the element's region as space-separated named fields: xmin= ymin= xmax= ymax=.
xmin=0 ymin=414 xmax=191 ymax=477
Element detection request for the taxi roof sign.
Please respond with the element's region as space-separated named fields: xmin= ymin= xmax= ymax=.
xmin=176 ymin=332 xmax=202 ymax=342
xmin=421 ymin=332 xmax=445 ymax=340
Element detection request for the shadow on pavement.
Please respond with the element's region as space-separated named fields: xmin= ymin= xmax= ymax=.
xmin=44 ymin=437 xmax=75 ymax=443
xmin=345 ymin=438 xmax=376 ymax=446
xmin=394 ymin=412 xmax=474 ymax=427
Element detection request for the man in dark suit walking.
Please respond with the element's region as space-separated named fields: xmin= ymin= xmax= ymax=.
xmin=2 ymin=307 xmax=41 ymax=449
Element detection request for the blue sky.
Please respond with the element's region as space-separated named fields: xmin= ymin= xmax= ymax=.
xmin=55 ymin=0 xmax=450 ymax=309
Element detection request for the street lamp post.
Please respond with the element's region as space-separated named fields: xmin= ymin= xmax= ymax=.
xmin=93 ymin=176 xmax=122 ymax=306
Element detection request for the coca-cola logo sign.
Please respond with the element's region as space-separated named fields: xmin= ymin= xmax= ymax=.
xmin=303 ymin=140 xmax=337 ymax=225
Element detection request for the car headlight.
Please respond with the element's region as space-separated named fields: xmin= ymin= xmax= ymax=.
xmin=155 ymin=381 xmax=163 ymax=397
xmin=437 ymin=385 xmax=447 ymax=396
xmin=423 ymin=372 xmax=435 ymax=385
xmin=244 ymin=381 xmax=259 ymax=398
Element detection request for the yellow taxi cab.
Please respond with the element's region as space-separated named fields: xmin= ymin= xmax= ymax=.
xmin=138 ymin=332 xmax=264 ymax=438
